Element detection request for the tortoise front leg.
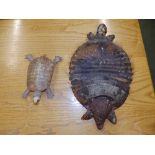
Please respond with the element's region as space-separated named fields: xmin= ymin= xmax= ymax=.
xmin=25 ymin=54 xmax=34 ymax=62
xmin=22 ymin=88 xmax=30 ymax=98
xmin=52 ymin=56 xmax=62 ymax=64
xmin=81 ymin=110 xmax=93 ymax=120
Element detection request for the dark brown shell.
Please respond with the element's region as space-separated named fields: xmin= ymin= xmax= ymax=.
xmin=69 ymin=24 xmax=132 ymax=129
xmin=27 ymin=55 xmax=54 ymax=91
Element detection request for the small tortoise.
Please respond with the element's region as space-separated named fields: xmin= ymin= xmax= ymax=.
xmin=22 ymin=54 xmax=62 ymax=104
xmin=69 ymin=24 xmax=133 ymax=130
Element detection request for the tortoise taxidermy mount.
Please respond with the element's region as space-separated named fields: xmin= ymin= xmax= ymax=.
xmin=22 ymin=54 xmax=62 ymax=104
xmin=69 ymin=24 xmax=133 ymax=130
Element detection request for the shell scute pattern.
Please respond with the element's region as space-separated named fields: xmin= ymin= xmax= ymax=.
xmin=27 ymin=56 xmax=53 ymax=91
xmin=23 ymin=54 xmax=62 ymax=104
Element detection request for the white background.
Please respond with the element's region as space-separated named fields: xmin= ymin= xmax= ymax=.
xmin=0 ymin=0 xmax=155 ymax=18
xmin=0 ymin=136 xmax=155 ymax=155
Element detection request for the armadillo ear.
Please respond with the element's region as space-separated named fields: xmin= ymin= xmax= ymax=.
xmin=107 ymin=110 xmax=117 ymax=124
xmin=87 ymin=32 xmax=95 ymax=40
xmin=107 ymin=35 xmax=115 ymax=41
xmin=81 ymin=110 xmax=93 ymax=120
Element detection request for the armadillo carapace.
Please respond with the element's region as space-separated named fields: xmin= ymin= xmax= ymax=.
xmin=69 ymin=24 xmax=133 ymax=130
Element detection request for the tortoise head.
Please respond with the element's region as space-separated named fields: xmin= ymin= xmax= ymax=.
xmin=33 ymin=90 xmax=41 ymax=104
xmin=89 ymin=96 xmax=113 ymax=130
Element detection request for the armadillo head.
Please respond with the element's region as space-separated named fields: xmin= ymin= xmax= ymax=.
xmin=89 ymin=96 xmax=113 ymax=130
xmin=87 ymin=24 xmax=115 ymax=43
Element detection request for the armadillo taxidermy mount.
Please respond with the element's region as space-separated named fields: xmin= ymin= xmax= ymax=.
xmin=22 ymin=54 xmax=62 ymax=104
xmin=69 ymin=24 xmax=133 ymax=130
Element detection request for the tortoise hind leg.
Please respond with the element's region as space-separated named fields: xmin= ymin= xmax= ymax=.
xmin=22 ymin=88 xmax=30 ymax=98
xmin=25 ymin=54 xmax=34 ymax=62
xmin=108 ymin=110 xmax=117 ymax=124
xmin=81 ymin=110 xmax=93 ymax=120
xmin=46 ymin=87 xmax=54 ymax=99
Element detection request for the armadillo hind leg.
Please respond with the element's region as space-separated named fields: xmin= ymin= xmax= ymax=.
xmin=46 ymin=87 xmax=54 ymax=99
xmin=81 ymin=110 xmax=93 ymax=120
xmin=25 ymin=54 xmax=34 ymax=62
xmin=22 ymin=88 xmax=30 ymax=98
xmin=107 ymin=110 xmax=117 ymax=124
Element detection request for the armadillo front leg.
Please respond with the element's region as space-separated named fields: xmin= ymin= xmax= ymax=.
xmin=25 ymin=54 xmax=34 ymax=62
xmin=81 ymin=110 xmax=93 ymax=120
xmin=46 ymin=87 xmax=54 ymax=99
xmin=22 ymin=89 xmax=30 ymax=98
xmin=108 ymin=110 xmax=117 ymax=124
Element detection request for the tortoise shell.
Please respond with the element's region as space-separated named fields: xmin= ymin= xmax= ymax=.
xmin=69 ymin=24 xmax=132 ymax=130
xmin=22 ymin=54 xmax=62 ymax=104
xmin=27 ymin=55 xmax=54 ymax=92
